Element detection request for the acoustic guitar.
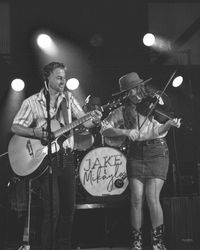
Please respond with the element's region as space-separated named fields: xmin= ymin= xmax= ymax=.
xmin=8 ymin=97 xmax=124 ymax=177
xmin=8 ymin=112 xmax=96 ymax=177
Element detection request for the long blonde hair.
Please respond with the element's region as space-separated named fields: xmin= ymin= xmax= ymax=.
xmin=123 ymin=84 xmax=149 ymax=129
xmin=123 ymin=99 xmax=138 ymax=129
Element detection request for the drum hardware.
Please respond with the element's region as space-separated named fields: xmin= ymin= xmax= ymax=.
xmin=114 ymin=173 xmax=127 ymax=188
xmin=17 ymin=179 xmax=33 ymax=250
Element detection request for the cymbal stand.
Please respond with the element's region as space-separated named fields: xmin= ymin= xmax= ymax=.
xmin=18 ymin=179 xmax=32 ymax=250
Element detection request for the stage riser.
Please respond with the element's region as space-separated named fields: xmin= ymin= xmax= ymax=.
xmin=1 ymin=197 xmax=200 ymax=250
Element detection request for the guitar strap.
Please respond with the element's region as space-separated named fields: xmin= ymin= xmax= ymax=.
xmin=61 ymin=97 xmax=69 ymax=125
xmin=60 ymin=93 xmax=74 ymax=143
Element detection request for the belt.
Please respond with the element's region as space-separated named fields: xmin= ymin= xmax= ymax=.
xmin=134 ymin=138 xmax=166 ymax=146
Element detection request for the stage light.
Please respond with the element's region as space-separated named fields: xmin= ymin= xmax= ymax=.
xmin=143 ymin=33 xmax=172 ymax=53
xmin=143 ymin=33 xmax=155 ymax=47
xmin=36 ymin=33 xmax=57 ymax=56
xmin=172 ymin=76 xmax=183 ymax=87
xmin=37 ymin=34 xmax=52 ymax=49
xmin=11 ymin=79 xmax=25 ymax=92
xmin=66 ymin=78 xmax=79 ymax=90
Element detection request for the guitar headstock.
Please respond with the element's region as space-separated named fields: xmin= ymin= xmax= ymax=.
xmin=85 ymin=97 xmax=124 ymax=124
xmin=102 ymin=97 xmax=124 ymax=112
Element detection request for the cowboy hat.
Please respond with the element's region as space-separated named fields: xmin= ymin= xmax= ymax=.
xmin=112 ymin=72 xmax=152 ymax=96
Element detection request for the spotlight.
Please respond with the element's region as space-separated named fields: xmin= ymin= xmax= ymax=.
xmin=11 ymin=79 xmax=25 ymax=92
xmin=143 ymin=33 xmax=155 ymax=47
xmin=66 ymin=78 xmax=79 ymax=90
xmin=172 ymin=76 xmax=183 ymax=87
xmin=37 ymin=34 xmax=52 ymax=49
xmin=36 ymin=33 xmax=57 ymax=56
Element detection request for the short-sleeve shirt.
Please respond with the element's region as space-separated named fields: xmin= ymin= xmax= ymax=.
xmin=12 ymin=88 xmax=85 ymax=148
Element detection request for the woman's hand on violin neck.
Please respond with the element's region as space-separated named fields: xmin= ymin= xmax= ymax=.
xmin=128 ymin=129 xmax=140 ymax=141
xmin=158 ymin=118 xmax=181 ymax=135
xmin=166 ymin=118 xmax=181 ymax=128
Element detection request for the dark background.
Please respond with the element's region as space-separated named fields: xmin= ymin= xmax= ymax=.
xmin=1 ymin=0 xmax=199 ymax=194
xmin=0 ymin=0 xmax=200 ymax=248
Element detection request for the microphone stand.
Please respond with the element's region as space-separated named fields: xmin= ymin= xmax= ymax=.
xmin=45 ymin=87 xmax=54 ymax=249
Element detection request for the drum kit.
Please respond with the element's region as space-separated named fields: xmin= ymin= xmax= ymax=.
xmin=73 ymin=94 xmax=129 ymax=202
xmin=73 ymin=126 xmax=129 ymax=201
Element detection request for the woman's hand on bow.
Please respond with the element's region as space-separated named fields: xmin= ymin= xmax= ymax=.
xmin=128 ymin=129 xmax=140 ymax=141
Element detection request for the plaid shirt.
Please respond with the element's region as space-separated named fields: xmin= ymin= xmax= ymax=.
xmin=13 ymin=88 xmax=85 ymax=148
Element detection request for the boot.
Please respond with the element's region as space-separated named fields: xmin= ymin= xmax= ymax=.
xmin=152 ymin=224 xmax=167 ymax=250
xmin=130 ymin=227 xmax=143 ymax=250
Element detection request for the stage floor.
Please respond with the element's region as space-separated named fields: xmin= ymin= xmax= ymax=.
xmin=2 ymin=196 xmax=200 ymax=250
xmin=4 ymin=245 xmax=200 ymax=250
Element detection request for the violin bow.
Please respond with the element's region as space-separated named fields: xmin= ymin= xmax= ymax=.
xmin=139 ymin=70 xmax=177 ymax=130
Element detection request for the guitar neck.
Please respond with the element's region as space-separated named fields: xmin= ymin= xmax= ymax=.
xmin=100 ymin=103 xmax=109 ymax=112
xmin=54 ymin=113 xmax=92 ymax=138
xmin=100 ymin=99 xmax=122 ymax=112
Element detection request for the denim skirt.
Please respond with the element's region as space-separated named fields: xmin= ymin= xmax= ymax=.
xmin=126 ymin=138 xmax=169 ymax=180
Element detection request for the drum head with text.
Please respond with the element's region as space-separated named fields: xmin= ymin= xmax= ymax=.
xmin=79 ymin=147 xmax=128 ymax=196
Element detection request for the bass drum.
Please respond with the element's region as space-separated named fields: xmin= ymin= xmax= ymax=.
xmin=79 ymin=147 xmax=128 ymax=197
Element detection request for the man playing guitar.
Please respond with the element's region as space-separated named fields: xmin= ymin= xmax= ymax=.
xmin=10 ymin=61 xmax=102 ymax=250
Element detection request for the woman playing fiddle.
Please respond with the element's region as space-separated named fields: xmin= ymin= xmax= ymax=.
xmin=100 ymin=72 xmax=181 ymax=250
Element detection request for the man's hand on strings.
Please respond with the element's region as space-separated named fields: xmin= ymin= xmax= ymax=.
xmin=33 ymin=127 xmax=55 ymax=141
xmin=91 ymin=109 xmax=103 ymax=126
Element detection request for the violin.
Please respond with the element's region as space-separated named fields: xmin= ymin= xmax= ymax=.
xmin=136 ymin=96 xmax=192 ymax=131
xmin=136 ymin=96 xmax=171 ymax=123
